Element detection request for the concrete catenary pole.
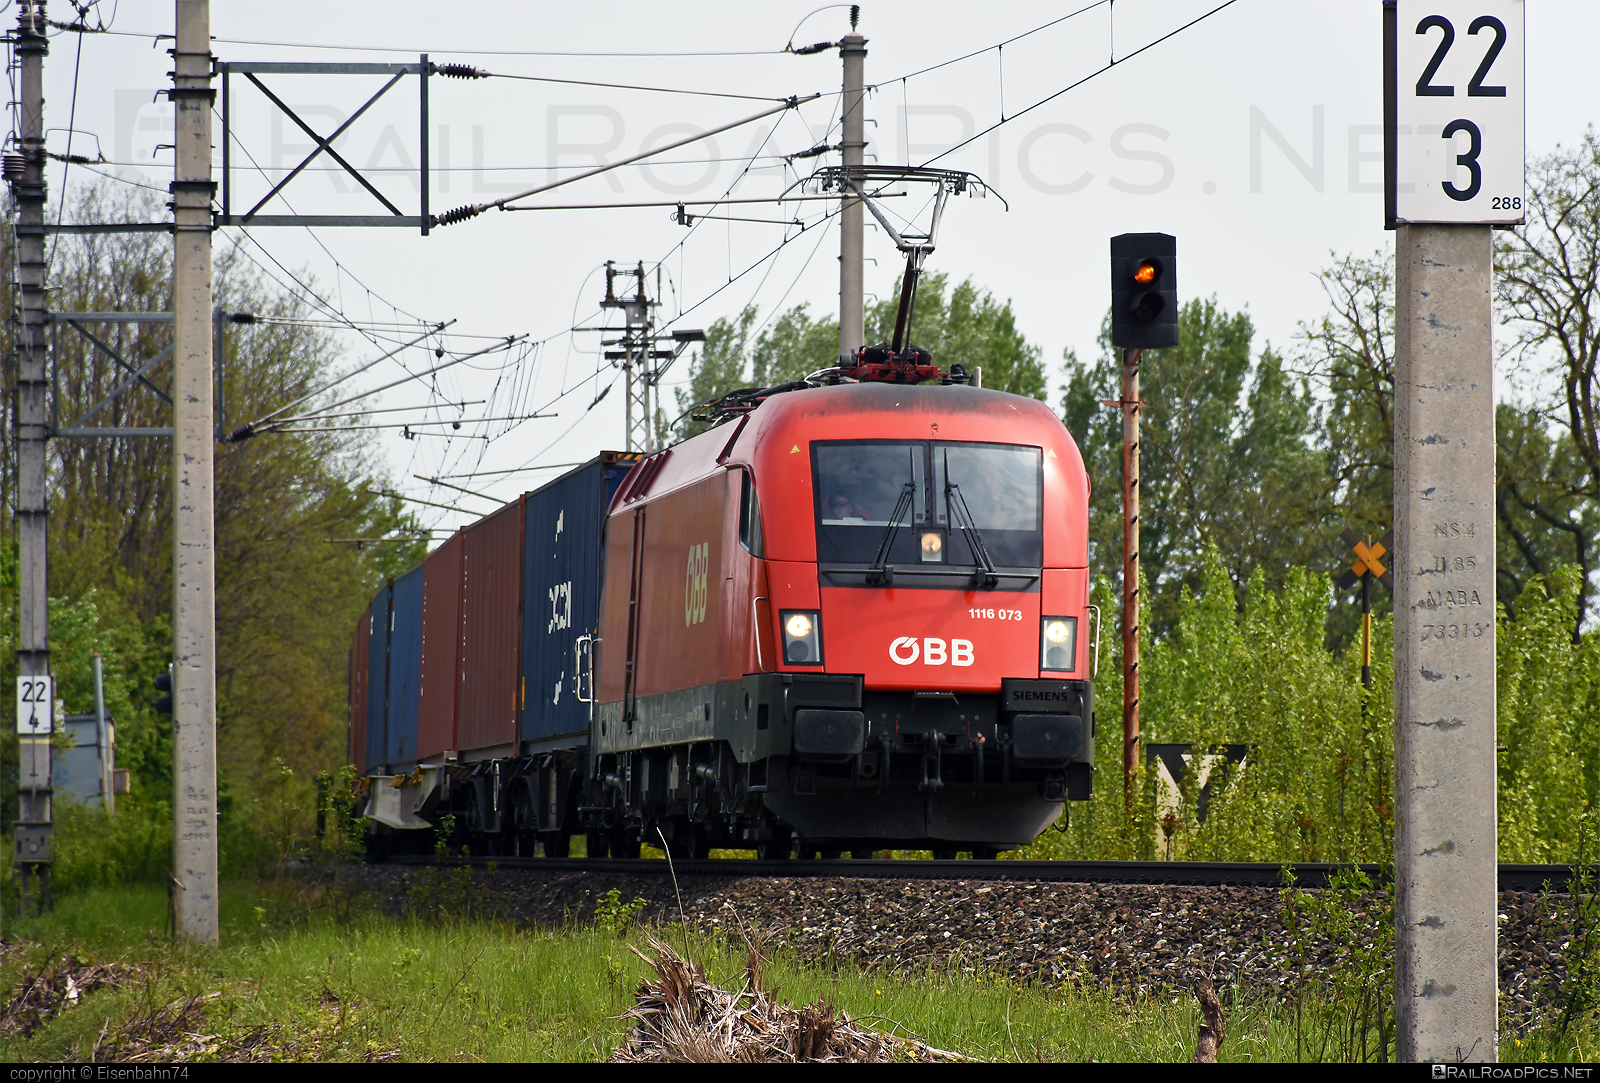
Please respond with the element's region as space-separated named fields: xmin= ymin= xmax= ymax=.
xmin=171 ymin=0 xmax=219 ymax=942
xmin=837 ymin=12 xmax=865 ymax=366
xmin=1120 ymin=347 xmax=1142 ymax=809
xmin=11 ymin=0 xmax=52 ymax=916
xmin=1392 ymin=223 xmax=1497 ymax=1060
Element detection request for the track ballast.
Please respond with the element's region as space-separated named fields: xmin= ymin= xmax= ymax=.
xmin=375 ymin=855 xmax=1577 ymax=892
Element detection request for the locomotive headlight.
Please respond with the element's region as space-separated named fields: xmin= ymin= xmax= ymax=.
xmin=920 ymin=531 xmax=944 ymax=562
xmin=781 ymin=609 xmax=823 ymax=666
xmin=1041 ymin=617 xmax=1078 ymax=672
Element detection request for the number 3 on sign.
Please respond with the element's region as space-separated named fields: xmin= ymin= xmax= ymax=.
xmin=15 ymin=676 xmax=53 ymax=735
xmin=1388 ymin=1 xmax=1524 ymax=226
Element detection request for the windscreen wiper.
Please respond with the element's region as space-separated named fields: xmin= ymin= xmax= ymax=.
xmin=946 ymin=480 xmax=998 ymax=587
xmin=867 ymin=482 xmax=915 ymax=584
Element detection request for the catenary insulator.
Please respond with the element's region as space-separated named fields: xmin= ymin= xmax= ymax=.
xmin=434 ymin=63 xmax=489 ymax=79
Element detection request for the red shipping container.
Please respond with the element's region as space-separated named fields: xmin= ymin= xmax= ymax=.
xmin=417 ymin=531 xmax=464 ymax=760
xmin=349 ymin=612 xmax=370 ymax=770
xmin=457 ymin=497 xmax=525 ymax=754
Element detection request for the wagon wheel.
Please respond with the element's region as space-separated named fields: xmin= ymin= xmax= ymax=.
xmin=757 ymin=827 xmax=792 ymax=860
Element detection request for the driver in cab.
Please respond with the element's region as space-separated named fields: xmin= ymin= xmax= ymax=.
xmin=827 ymin=493 xmax=872 ymax=522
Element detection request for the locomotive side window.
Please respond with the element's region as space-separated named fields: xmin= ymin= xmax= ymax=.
xmin=738 ymin=468 xmax=764 ymax=557
xmin=813 ymin=441 xmax=1042 ymax=574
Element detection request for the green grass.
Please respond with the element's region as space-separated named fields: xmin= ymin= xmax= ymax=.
xmin=0 ymin=879 xmax=1592 ymax=1062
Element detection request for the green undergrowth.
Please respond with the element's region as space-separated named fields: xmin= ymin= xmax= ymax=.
xmin=2 ymin=881 xmax=1597 ymax=1063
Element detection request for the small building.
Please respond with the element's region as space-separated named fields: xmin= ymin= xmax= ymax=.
xmin=51 ymin=712 xmax=127 ymax=809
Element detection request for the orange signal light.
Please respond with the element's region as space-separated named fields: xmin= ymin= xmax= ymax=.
xmin=1134 ymin=261 xmax=1157 ymax=284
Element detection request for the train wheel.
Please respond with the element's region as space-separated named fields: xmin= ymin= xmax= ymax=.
xmin=757 ymin=829 xmax=792 ymax=860
xmin=851 ymin=849 xmax=876 ymax=860
xmin=544 ymin=833 xmax=571 ymax=858
xmin=932 ymin=848 xmax=958 ymax=860
xmin=971 ymin=846 xmax=999 ymax=860
xmin=585 ymin=833 xmax=610 ymax=858
xmin=611 ymin=829 xmax=641 ymax=859
xmin=820 ymin=850 xmax=843 ymax=860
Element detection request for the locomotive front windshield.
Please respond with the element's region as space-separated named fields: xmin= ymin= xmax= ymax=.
xmin=813 ymin=441 xmax=1043 ymax=569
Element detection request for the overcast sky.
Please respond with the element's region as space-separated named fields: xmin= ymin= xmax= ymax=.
xmin=37 ymin=0 xmax=1600 ymax=536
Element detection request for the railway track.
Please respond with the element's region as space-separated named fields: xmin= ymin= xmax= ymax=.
xmin=376 ymin=855 xmax=1578 ymax=892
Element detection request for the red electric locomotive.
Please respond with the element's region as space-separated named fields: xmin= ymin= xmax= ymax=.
xmin=349 ymin=352 xmax=1097 ymax=859
xmin=580 ymin=357 xmax=1097 ymax=858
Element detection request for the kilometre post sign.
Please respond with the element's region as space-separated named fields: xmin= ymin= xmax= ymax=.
xmin=1386 ymin=0 xmax=1524 ymax=226
xmin=1385 ymin=0 xmax=1517 ymax=1062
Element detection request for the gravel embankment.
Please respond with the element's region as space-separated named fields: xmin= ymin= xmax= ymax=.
xmin=304 ymin=863 xmax=1565 ymax=1018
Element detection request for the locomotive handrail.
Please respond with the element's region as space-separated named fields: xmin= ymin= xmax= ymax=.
xmin=1087 ymin=605 xmax=1102 ymax=679
xmin=574 ymin=634 xmax=594 ymax=704
xmin=752 ymin=596 xmax=769 ymax=670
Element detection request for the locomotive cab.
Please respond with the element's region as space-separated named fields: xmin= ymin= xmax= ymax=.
xmin=586 ymin=376 xmax=1096 ymax=858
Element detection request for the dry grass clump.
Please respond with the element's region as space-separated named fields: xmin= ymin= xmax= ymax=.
xmin=0 ymin=953 xmax=128 ymax=1038
xmin=611 ymin=936 xmax=968 ymax=1063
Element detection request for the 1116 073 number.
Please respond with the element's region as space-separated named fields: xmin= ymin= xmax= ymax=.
xmin=969 ymin=608 xmax=1023 ymax=620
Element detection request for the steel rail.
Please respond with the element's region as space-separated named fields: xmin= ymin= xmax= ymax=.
xmin=371 ymin=855 xmax=1579 ymax=893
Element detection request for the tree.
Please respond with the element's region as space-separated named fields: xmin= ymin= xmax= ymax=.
xmin=1493 ymin=127 xmax=1600 ymax=634
xmin=1061 ymin=298 xmax=1330 ymax=639
xmin=1292 ymin=251 xmax=1395 ymax=544
xmin=1 ymin=186 xmax=424 ymax=820
xmin=672 ymin=273 xmax=1045 ymax=439
xmin=1496 ymin=403 xmax=1598 ymax=629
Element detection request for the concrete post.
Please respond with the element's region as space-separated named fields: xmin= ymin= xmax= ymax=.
xmin=12 ymin=0 xmax=52 ymax=915
xmin=837 ymin=30 xmax=865 ymax=365
xmin=171 ymin=0 xmax=218 ymax=942
xmin=1392 ymin=223 xmax=1497 ymax=1061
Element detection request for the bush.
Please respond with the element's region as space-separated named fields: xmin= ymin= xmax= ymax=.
xmin=48 ymin=793 xmax=171 ymax=893
xmin=1027 ymin=546 xmax=1599 ymax=864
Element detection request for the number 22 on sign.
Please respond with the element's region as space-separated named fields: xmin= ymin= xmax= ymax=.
xmin=15 ymin=675 xmax=53 ymax=735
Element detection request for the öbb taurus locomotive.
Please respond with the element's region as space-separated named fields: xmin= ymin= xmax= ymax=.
xmin=349 ymin=356 xmax=1098 ymax=858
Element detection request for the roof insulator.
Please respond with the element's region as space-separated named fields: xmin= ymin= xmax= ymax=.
xmin=790 ymin=40 xmax=838 ymax=55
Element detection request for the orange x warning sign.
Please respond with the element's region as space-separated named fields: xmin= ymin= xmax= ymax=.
xmin=1337 ymin=528 xmax=1394 ymax=590
xmin=1350 ymin=538 xmax=1387 ymax=579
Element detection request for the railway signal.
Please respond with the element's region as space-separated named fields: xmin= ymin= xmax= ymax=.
xmin=1107 ymin=232 xmax=1180 ymax=810
xmin=1109 ymin=233 xmax=1179 ymax=350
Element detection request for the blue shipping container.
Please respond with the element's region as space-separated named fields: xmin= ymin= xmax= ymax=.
xmin=365 ymin=583 xmax=391 ymax=772
xmin=519 ymin=456 xmax=634 ymax=743
xmin=386 ymin=565 xmax=424 ymax=766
